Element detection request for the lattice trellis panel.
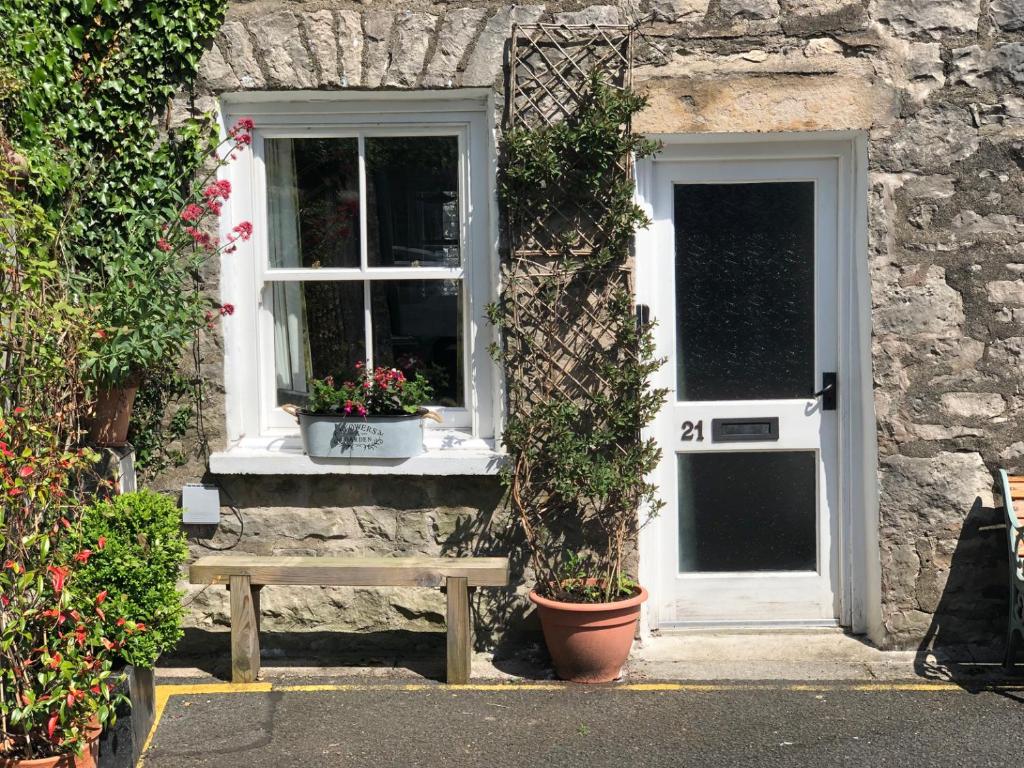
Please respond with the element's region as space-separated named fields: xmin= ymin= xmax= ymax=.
xmin=503 ymin=23 xmax=637 ymax=413
xmin=508 ymin=24 xmax=633 ymax=261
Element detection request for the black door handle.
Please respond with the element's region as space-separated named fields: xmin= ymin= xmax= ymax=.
xmin=813 ymin=372 xmax=838 ymax=411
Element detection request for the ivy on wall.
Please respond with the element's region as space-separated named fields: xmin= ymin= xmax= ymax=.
xmin=0 ymin=0 xmax=228 ymax=468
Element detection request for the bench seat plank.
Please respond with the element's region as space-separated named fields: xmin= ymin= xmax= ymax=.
xmin=189 ymin=555 xmax=509 ymax=588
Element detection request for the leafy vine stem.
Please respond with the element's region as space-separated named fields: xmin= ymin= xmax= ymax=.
xmin=491 ymin=73 xmax=667 ymax=604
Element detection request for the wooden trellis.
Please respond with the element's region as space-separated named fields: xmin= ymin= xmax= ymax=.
xmin=503 ymin=22 xmax=638 ymax=413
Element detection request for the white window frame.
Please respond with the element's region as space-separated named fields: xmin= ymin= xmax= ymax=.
xmin=211 ymin=91 xmax=503 ymax=475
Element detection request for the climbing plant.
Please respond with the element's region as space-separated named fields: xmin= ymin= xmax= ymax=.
xmin=492 ymin=26 xmax=666 ymax=604
xmin=0 ymin=0 xmax=229 ymax=464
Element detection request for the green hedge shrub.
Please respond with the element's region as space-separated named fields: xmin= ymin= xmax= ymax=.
xmin=68 ymin=490 xmax=189 ymax=668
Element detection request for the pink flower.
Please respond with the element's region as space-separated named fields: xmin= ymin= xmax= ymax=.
xmin=207 ymin=200 xmax=223 ymax=216
xmin=219 ymin=303 xmax=235 ymax=316
xmin=180 ymin=204 xmax=203 ymax=223
xmin=357 ymin=405 xmax=367 ymax=417
xmin=156 ymin=238 xmax=172 ymax=252
xmin=232 ymin=221 xmax=253 ymax=241
xmin=236 ymin=117 xmax=255 ymax=131
xmin=204 ymin=180 xmax=231 ymax=200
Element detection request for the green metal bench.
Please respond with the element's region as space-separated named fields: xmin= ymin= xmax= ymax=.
xmin=999 ymin=469 xmax=1024 ymax=667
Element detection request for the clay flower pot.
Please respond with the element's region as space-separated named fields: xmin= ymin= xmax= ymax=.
xmin=88 ymin=379 xmax=141 ymax=446
xmin=0 ymin=719 xmax=101 ymax=768
xmin=529 ymin=585 xmax=648 ymax=683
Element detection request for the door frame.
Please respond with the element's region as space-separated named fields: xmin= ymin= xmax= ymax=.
xmin=634 ymin=132 xmax=881 ymax=641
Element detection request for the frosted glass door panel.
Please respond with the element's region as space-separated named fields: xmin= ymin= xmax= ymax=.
xmin=674 ymin=182 xmax=815 ymax=402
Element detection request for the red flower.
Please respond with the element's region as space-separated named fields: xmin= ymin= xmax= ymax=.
xmin=180 ymin=203 xmax=204 ymax=223
xmin=219 ymin=303 xmax=235 ymax=316
xmin=47 ymin=565 xmax=68 ymax=593
xmin=232 ymin=221 xmax=253 ymax=241
xmin=157 ymin=238 xmax=172 ymax=252
xmin=235 ymin=117 xmax=255 ymax=131
xmin=204 ymin=180 xmax=232 ymax=200
xmin=73 ymin=550 xmax=92 ymax=564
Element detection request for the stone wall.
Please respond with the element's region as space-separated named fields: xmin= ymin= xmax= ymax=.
xmin=155 ymin=0 xmax=1024 ymax=656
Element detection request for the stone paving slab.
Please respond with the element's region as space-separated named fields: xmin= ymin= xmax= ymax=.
xmin=141 ymin=679 xmax=1024 ymax=768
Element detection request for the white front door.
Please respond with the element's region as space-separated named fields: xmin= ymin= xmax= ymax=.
xmin=642 ymin=152 xmax=842 ymax=627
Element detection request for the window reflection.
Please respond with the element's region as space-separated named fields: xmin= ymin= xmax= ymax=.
xmin=366 ymin=136 xmax=460 ymax=268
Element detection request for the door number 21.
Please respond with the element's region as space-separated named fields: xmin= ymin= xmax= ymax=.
xmin=681 ymin=420 xmax=704 ymax=441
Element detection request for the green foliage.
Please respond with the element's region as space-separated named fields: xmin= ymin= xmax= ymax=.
xmin=129 ymin=370 xmax=196 ymax=474
xmin=0 ymin=151 xmax=90 ymax=442
xmin=557 ymin=550 xmax=637 ymax=603
xmin=501 ymin=75 xmax=659 ymax=268
xmin=493 ymin=76 xmax=667 ymax=604
xmin=0 ymin=411 xmax=129 ymax=761
xmin=0 ymin=0 xmax=229 ymax=391
xmin=306 ymin=366 xmax=435 ymax=416
xmin=64 ymin=490 xmax=189 ymax=668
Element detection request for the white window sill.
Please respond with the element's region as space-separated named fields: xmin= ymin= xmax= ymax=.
xmin=208 ymin=429 xmax=505 ymax=476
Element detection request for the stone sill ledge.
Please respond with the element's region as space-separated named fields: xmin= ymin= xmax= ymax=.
xmin=209 ymin=431 xmax=504 ymax=476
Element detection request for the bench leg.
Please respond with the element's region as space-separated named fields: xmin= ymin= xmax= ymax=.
xmin=229 ymin=575 xmax=261 ymax=683
xmin=446 ymin=576 xmax=471 ymax=685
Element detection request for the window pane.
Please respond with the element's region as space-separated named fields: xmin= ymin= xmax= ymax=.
xmin=366 ymin=137 xmax=460 ymax=268
xmin=371 ymin=280 xmax=463 ymax=407
xmin=677 ymin=451 xmax=817 ymax=573
xmin=270 ymin=281 xmax=365 ymax=407
xmin=266 ymin=138 xmax=360 ymax=269
xmin=674 ymin=182 xmax=815 ymax=401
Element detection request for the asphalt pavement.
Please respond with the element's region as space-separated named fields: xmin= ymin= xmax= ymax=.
xmin=141 ymin=680 xmax=1024 ymax=767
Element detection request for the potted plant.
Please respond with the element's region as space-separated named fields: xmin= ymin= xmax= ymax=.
xmin=0 ymin=413 xmax=131 ymax=768
xmin=59 ymin=490 xmax=188 ymax=768
xmin=78 ymin=118 xmax=255 ymax=446
xmin=287 ymin=363 xmax=441 ymax=459
xmin=493 ymin=77 xmax=665 ymax=683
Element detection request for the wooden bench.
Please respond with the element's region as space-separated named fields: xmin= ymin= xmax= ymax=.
xmin=999 ymin=470 xmax=1024 ymax=667
xmin=189 ymin=555 xmax=510 ymax=684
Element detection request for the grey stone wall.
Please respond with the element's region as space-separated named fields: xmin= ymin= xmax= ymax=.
xmin=155 ymin=0 xmax=1024 ymax=656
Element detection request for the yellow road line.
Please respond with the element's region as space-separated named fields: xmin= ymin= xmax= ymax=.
xmin=135 ymin=678 xmax=1024 ymax=767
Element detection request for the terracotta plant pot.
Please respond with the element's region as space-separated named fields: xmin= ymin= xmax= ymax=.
xmin=88 ymin=380 xmax=140 ymax=447
xmin=529 ymin=585 xmax=648 ymax=683
xmin=0 ymin=719 xmax=101 ymax=768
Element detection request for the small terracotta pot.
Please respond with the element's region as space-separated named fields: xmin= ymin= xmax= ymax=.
xmin=0 ymin=719 xmax=101 ymax=768
xmin=88 ymin=379 xmax=140 ymax=446
xmin=529 ymin=585 xmax=648 ymax=683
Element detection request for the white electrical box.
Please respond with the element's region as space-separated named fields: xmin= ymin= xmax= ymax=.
xmin=181 ymin=484 xmax=221 ymax=525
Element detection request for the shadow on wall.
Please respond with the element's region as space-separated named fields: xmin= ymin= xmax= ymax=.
xmin=915 ymin=493 xmax=1010 ymax=682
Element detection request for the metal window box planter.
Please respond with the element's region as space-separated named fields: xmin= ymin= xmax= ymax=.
xmin=295 ymin=410 xmax=430 ymax=459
